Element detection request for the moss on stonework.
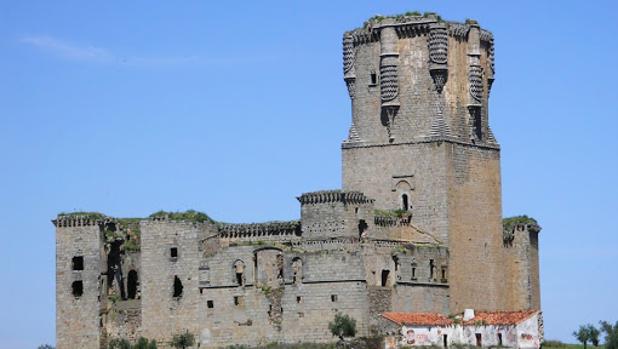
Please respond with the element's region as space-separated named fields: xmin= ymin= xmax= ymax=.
xmin=149 ymin=209 xmax=214 ymax=223
xmin=364 ymin=11 xmax=443 ymax=28
xmin=57 ymin=211 xmax=107 ymax=220
xmin=502 ymin=215 xmax=539 ymax=232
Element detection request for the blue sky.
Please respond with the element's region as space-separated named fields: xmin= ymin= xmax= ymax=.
xmin=0 ymin=1 xmax=617 ymax=348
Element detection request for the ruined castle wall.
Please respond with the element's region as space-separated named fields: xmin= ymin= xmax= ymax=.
xmin=198 ymin=242 xmax=371 ymax=347
xmin=56 ymin=224 xmax=102 ymax=349
xmin=140 ymin=221 xmax=214 ymax=345
xmin=446 ymin=143 xmax=504 ymax=312
xmin=502 ymin=225 xmax=541 ymax=311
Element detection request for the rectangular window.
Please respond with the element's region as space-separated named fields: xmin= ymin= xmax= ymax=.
xmin=331 ymin=294 xmax=338 ymax=302
xmin=72 ymin=280 xmax=83 ymax=297
xmin=207 ymin=300 xmax=214 ymax=309
xmin=72 ymin=256 xmax=84 ymax=271
xmin=234 ymin=296 xmax=244 ymax=306
xmin=498 ymin=333 xmax=503 ymax=346
xmin=441 ymin=267 xmax=448 ymax=282
xmin=475 ymin=333 xmax=482 ymax=347
xmin=296 ymin=296 xmax=303 ymax=304
xmin=429 ymin=259 xmax=435 ymax=280
xmin=170 ymin=247 xmax=178 ymax=259
xmin=411 ymin=265 xmax=417 ymax=280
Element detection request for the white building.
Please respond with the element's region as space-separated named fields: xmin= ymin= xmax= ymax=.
xmin=382 ymin=309 xmax=543 ymax=349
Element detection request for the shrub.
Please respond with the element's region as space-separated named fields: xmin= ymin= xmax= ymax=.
xmin=171 ymin=330 xmax=195 ymax=349
xmin=134 ymin=337 xmax=157 ymax=349
xmin=109 ymin=338 xmax=132 ymax=349
xmin=328 ymin=313 xmax=357 ymax=340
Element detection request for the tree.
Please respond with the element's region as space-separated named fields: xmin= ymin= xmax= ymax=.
xmin=171 ymin=330 xmax=195 ymax=349
xmin=589 ymin=325 xmax=601 ymax=347
xmin=328 ymin=313 xmax=357 ymax=340
xmin=37 ymin=345 xmax=55 ymax=349
xmin=600 ymin=321 xmax=618 ymax=349
xmin=574 ymin=324 xmax=601 ymax=349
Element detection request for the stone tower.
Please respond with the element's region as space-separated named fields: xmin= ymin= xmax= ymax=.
xmin=341 ymin=14 xmax=511 ymax=312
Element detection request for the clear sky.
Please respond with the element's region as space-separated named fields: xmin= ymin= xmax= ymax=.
xmin=1 ymin=1 xmax=617 ymax=348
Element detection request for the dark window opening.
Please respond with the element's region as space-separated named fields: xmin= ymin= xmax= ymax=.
xmin=331 ymin=294 xmax=338 ymax=302
xmin=475 ymin=333 xmax=482 ymax=347
xmin=370 ymin=71 xmax=377 ymax=85
xmin=358 ymin=219 xmax=368 ymax=238
xmin=234 ymin=296 xmax=244 ymax=306
xmin=173 ymin=276 xmax=183 ymax=298
xmin=234 ymin=260 xmax=246 ymax=286
xmin=72 ymin=256 xmax=84 ymax=271
xmin=207 ymin=300 xmax=214 ymax=309
xmin=296 ymin=296 xmax=303 ymax=304
xmin=106 ymin=240 xmax=125 ymax=300
xmin=411 ymin=266 xmax=417 ymax=280
xmin=127 ymin=270 xmax=138 ymax=299
xmin=444 ymin=334 xmax=448 ymax=348
xmin=393 ymin=256 xmax=399 ymax=271
xmin=429 ymin=259 xmax=435 ymax=280
xmin=170 ymin=247 xmax=178 ymax=259
xmin=381 ymin=269 xmax=390 ymax=287
xmin=72 ymin=280 xmax=83 ymax=297
xmin=402 ymin=194 xmax=409 ymax=211
xmin=498 ymin=333 xmax=503 ymax=346
xmin=441 ymin=267 xmax=447 ymax=282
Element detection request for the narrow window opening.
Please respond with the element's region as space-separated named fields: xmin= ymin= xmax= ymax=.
xmin=402 ymin=194 xmax=409 ymax=211
xmin=207 ymin=300 xmax=214 ymax=309
xmin=292 ymin=258 xmax=303 ymax=285
xmin=234 ymin=260 xmax=245 ymax=286
xmin=127 ymin=270 xmax=138 ymax=299
xmin=296 ymin=296 xmax=303 ymax=304
xmin=393 ymin=256 xmax=399 ymax=271
xmin=358 ymin=219 xmax=368 ymax=238
xmin=370 ymin=71 xmax=377 ymax=85
xmin=498 ymin=333 xmax=503 ymax=346
xmin=475 ymin=333 xmax=482 ymax=347
xmin=411 ymin=265 xmax=417 ymax=280
xmin=170 ymin=247 xmax=178 ymax=259
xmin=173 ymin=276 xmax=183 ymax=298
xmin=429 ymin=259 xmax=435 ymax=280
xmin=72 ymin=256 xmax=84 ymax=271
xmin=444 ymin=334 xmax=448 ymax=348
xmin=381 ymin=269 xmax=390 ymax=287
xmin=331 ymin=294 xmax=338 ymax=302
xmin=441 ymin=267 xmax=447 ymax=282
xmin=72 ymin=280 xmax=83 ymax=298
xmin=234 ymin=296 xmax=244 ymax=306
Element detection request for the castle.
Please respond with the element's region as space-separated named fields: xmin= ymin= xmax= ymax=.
xmin=54 ymin=12 xmax=542 ymax=349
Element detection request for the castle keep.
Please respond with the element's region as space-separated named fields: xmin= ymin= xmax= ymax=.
xmin=55 ymin=13 xmax=541 ymax=349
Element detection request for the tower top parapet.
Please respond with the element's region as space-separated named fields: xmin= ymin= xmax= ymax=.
xmin=342 ymin=12 xmax=497 ymax=147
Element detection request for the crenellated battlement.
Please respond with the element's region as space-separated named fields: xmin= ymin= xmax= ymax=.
xmin=297 ymin=190 xmax=374 ymax=205
xmin=218 ymin=220 xmax=301 ymax=239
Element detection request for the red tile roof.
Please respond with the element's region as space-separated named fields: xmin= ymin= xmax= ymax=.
xmin=463 ymin=309 xmax=537 ymax=326
xmin=382 ymin=312 xmax=452 ymax=326
xmin=382 ymin=310 xmax=538 ymax=327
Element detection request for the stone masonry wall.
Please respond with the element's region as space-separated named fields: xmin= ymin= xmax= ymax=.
xmin=56 ymin=223 xmax=102 ymax=349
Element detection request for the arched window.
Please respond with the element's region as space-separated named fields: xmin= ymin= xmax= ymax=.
xmin=402 ymin=194 xmax=409 ymax=211
xmin=127 ymin=270 xmax=138 ymax=299
xmin=233 ymin=260 xmax=246 ymax=286
xmin=291 ymin=258 xmax=303 ymax=285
